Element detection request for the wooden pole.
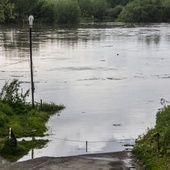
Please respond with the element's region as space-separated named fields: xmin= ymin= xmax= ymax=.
xmin=29 ymin=27 xmax=34 ymax=108
xmin=86 ymin=141 xmax=88 ymax=152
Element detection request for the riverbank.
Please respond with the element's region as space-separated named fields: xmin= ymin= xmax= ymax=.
xmin=0 ymin=151 xmax=140 ymax=170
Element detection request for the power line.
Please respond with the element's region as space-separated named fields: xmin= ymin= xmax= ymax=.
xmin=47 ymin=136 xmax=133 ymax=143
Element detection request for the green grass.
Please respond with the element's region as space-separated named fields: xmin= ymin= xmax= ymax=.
xmin=0 ymin=79 xmax=65 ymax=161
xmin=133 ymin=106 xmax=170 ymax=169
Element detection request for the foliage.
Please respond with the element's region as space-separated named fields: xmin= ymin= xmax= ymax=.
xmin=118 ymin=0 xmax=164 ymax=22
xmin=0 ymin=0 xmax=15 ymax=23
xmin=91 ymin=0 xmax=108 ymax=20
xmin=78 ymin=0 xmax=108 ymax=20
xmin=106 ymin=0 xmax=132 ymax=8
xmin=0 ymin=79 xmax=64 ymax=160
xmin=32 ymin=0 xmax=55 ymax=23
xmin=107 ymin=5 xmax=123 ymax=20
xmin=1 ymin=0 xmax=170 ymax=23
xmin=0 ymin=79 xmax=30 ymax=114
xmin=9 ymin=0 xmax=39 ymax=23
xmin=133 ymin=105 xmax=170 ymax=169
xmin=0 ymin=111 xmax=9 ymax=127
xmin=78 ymin=0 xmax=93 ymax=17
xmin=54 ymin=0 xmax=81 ymax=24
xmin=162 ymin=0 xmax=170 ymax=22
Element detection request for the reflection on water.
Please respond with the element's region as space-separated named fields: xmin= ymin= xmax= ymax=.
xmin=0 ymin=23 xmax=170 ymax=161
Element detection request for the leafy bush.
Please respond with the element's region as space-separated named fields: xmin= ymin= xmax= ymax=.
xmin=118 ymin=0 xmax=164 ymax=22
xmin=107 ymin=5 xmax=123 ymax=20
xmin=106 ymin=0 xmax=132 ymax=8
xmin=0 ymin=79 xmax=65 ymax=160
xmin=0 ymin=0 xmax=15 ymax=23
xmin=134 ymin=105 xmax=170 ymax=169
xmin=163 ymin=0 xmax=170 ymax=22
xmin=0 ymin=111 xmax=9 ymax=127
xmin=78 ymin=0 xmax=93 ymax=17
xmin=0 ymin=101 xmax=13 ymax=116
xmin=54 ymin=0 xmax=81 ymax=24
xmin=0 ymin=79 xmax=30 ymax=114
xmin=91 ymin=0 xmax=108 ymax=20
xmin=32 ymin=0 xmax=55 ymax=23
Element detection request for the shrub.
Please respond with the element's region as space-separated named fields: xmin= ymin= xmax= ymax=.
xmin=0 ymin=79 xmax=30 ymax=114
xmin=107 ymin=5 xmax=123 ymax=20
xmin=0 ymin=101 xmax=13 ymax=116
xmin=54 ymin=0 xmax=81 ymax=24
xmin=0 ymin=111 xmax=9 ymax=127
xmin=118 ymin=0 xmax=164 ymax=22
xmin=91 ymin=0 xmax=108 ymax=20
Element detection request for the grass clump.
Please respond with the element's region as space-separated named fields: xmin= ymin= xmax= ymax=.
xmin=133 ymin=105 xmax=170 ymax=170
xmin=0 ymin=79 xmax=65 ymax=161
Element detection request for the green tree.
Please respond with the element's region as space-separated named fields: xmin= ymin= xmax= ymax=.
xmin=32 ymin=0 xmax=55 ymax=23
xmin=0 ymin=0 xmax=15 ymax=23
xmin=0 ymin=79 xmax=30 ymax=114
xmin=118 ymin=0 xmax=164 ymax=22
xmin=106 ymin=0 xmax=132 ymax=8
xmin=78 ymin=0 xmax=93 ymax=17
xmin=91 ymin=0 xmax=108 ymax=20
xmin=163 ymin=0 xmax=170 ymax=22
xmin=107 ymin=5 xmax=123 ymax=20
xmin=54 ymin=0 xmax=81 ymax=24
xmin=9 ymin=0 xmax=39 ymax=23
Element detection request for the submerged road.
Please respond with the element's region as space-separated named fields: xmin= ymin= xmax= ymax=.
xmin=0 ymin=151 xmax=140 ymax=170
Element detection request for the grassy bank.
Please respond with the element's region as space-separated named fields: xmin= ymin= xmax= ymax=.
xmin=0 ymin=79 xmax=65 ymax=161
xmin=133 ymin=105 xmax=170 ymax=170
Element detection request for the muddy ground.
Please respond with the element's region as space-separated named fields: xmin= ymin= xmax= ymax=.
xmin=0 ymin=151 xmax=141 ymax=170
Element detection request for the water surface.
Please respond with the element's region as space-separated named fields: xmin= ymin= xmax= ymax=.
xmin=0 ymin=23 xmax=170 ymax=161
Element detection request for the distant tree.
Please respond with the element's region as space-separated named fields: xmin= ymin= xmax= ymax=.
xmin=32 ymin=0 xmax=55 ymax=23
xmin=9 ymin=0 xmax=39 ymax=23
xmin=91 ymin=0 xmax=108 ymax=20
xmin=107 ymin=5 xmax=123 ymax=20
xmin=163 ymin=0 xmax=170 ymax=22
xmin=78 ymin=0 xmax=93 ymax=17
xmin=0 ymin=0 xmax=15 ymax=23
xmin=118 ymin=0 xmax=164 ymax=22
xmin=106 ymin=0 xmax=132 ymax=8
xmin=54 ymin=0 xmax=81 ymax=24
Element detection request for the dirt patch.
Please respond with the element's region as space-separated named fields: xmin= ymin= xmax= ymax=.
xmin=1 ymin=151 xmax=141 ymax=170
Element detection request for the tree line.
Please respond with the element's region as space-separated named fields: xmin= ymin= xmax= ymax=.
xmin=0 ymin=0 xmax=170 ymax=24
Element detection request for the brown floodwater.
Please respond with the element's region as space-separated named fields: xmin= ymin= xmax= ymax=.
xmin=0 ymin=22 xmax=170 ymax=161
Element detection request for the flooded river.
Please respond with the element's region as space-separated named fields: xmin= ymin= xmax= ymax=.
xmin=0 ymin=22 xmax=170 ymax=161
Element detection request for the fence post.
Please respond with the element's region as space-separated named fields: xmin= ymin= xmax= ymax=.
xmin=86 ymin=141 xmax=88 ymax=152
xmin=9 ymin=127 xmax=17 ymax=146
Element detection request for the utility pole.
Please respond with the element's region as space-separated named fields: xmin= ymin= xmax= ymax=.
xmin=28 ymin=15 xmax=34 ymax=108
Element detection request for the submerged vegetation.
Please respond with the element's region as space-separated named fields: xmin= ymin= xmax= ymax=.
xmin=133 ymin=103 xmax=170 ymax=169
xmin=0 ymin=0 xmax=170 ymax=24
xmin=0 ymin=79 xmax=64 ymax=161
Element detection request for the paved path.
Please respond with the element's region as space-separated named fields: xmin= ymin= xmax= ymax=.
xmin=0 ymin=151 xmax=140 ymax=170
